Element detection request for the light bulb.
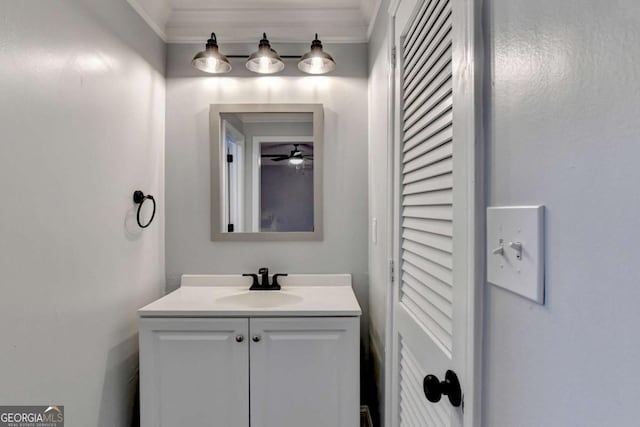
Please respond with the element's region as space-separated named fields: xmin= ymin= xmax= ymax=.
xmin=289 ymin=157 xmax=304 ymax=165
xmin=310 ymin=57 xmax=325 ymax=74
xmin=258 ymin=56 xmax=271 ymax=73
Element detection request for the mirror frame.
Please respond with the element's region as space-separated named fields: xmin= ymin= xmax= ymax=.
xmin=210 ymin=103 xmax=323 ymax=241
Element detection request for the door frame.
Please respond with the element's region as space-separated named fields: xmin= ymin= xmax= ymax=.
xmin=224 ymin=120 xmax=246 ymax=232
xmin=384 ymin=0 xmax=484 ymax=425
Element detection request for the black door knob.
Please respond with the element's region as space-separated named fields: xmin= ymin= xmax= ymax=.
xmin=423 ymin=370 xmax=462 ymax=407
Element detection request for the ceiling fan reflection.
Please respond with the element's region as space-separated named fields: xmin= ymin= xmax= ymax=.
xmin=261 ymin=144 xmax=314 ymax=165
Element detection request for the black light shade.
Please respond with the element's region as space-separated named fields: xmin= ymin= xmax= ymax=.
xmin=192 ymin=33 xmax=232 ymax=74
xmin=246 ymin=33 xmax=285 ymax=74
xmin=298 ymin=34 xmax=336 ymax=75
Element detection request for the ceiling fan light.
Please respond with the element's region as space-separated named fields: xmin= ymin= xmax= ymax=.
xmin=192 ymin=33 xmax=232 ymax=74
xmin=298 ymin=34 xmax=336 ymax=75
xmin=246 ymin=33 xmax=285 ymax=74
xmin=289 ymin=157 xmax=304 ymax=165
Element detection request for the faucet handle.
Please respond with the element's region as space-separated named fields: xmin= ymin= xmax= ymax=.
xmin=272 ymin=273 xmax=288 ymax=290
xmin=243 ymin=273 xmax=260 ymax=290
xmin=258 ymin=267 xmax=269 ymax=275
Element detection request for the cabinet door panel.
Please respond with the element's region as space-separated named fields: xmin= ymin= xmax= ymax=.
xmin=249 ymin=317 xmax=359 ymax=427
xmin=139 ymin=318 xmax=249 ymax=427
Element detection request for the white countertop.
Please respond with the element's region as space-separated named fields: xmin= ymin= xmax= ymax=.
xmin=138 ymin=274 xmax=362 ymax=317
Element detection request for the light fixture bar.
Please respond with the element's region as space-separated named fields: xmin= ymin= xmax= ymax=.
xmin=226 ymin=55 xmax=302 ymax=59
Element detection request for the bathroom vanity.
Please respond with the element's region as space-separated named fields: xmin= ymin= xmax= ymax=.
xmin=138 ymin=274 xmax=361 ymax=427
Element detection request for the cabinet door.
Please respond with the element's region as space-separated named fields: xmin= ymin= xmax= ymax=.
xmin=139 ymin=318 xmax=249 ymax=427
xmin=249 ymin=317 xmax=359 ymax=427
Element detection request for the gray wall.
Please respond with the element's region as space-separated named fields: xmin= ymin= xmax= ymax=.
xmin=483 ymin=0 xmax=640 ymax=425
xmin=0 ymin=0 xmax=165 ymax=425
xmin=164 ymin=43 xmax=370 ymax=361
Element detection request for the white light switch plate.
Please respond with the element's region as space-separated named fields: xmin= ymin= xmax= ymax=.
xmin=486 ymin=206 xmax=545 ymax=304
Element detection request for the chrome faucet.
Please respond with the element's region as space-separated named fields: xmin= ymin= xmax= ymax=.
xmin=243 ymin=267 xmax=288 ymax=291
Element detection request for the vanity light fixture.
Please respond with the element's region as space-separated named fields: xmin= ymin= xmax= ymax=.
xmin=191 ymin=32 xmax=336 ymax=75
xmin=298 ymin=34 xmax=336 ymax=75
xmin=191 ymin=33 xmax=232 ymax=74
xmin=246 ymin=33 xmax=285 ymax=74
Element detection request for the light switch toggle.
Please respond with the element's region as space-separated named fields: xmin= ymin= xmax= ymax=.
xmin=486 ymin=205 xmax=545 ymax=304
xmin=509 ymin=241 xmax=522 ymax=260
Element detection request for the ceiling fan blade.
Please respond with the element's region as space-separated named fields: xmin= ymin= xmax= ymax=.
xmin=261 ymin=154 xmax=288 ymax=158
xmin=272 ymin=156 xmax=290 ymax=161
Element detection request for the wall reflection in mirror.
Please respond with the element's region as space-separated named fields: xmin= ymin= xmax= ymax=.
xmin=213 ymin=106 xmax=323 ymax=240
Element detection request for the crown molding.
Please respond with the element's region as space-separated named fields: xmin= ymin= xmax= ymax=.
xmin=365 ymin=0 xmax=383 ymax=39
xmin=127 ymin=0 xmax=169 ymax=41
xmin=127 ymin=0 xmax=376 ymax=44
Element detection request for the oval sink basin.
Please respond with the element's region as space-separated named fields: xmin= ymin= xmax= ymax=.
xmin=216 ymin=292 xmax=304 ymax=308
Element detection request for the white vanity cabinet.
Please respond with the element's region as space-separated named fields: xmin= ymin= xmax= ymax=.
xmin=249 ymin=317 xmax=359 ymax=427
xmin=139 ymin=318 xmax=250 ymax=427
xmin=139 ymin=316 xmax=359 ymax=427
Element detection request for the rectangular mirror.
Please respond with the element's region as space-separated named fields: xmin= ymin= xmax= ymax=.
xmin=210 ymin=104 xmax=323 ymax=241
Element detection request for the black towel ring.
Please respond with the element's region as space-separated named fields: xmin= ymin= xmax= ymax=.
xmin=133 ymin=190 xmax=156 ymax=228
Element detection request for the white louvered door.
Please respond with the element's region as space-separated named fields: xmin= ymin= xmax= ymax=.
xmin=390 ymin=0 xmax=479 ymax=425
